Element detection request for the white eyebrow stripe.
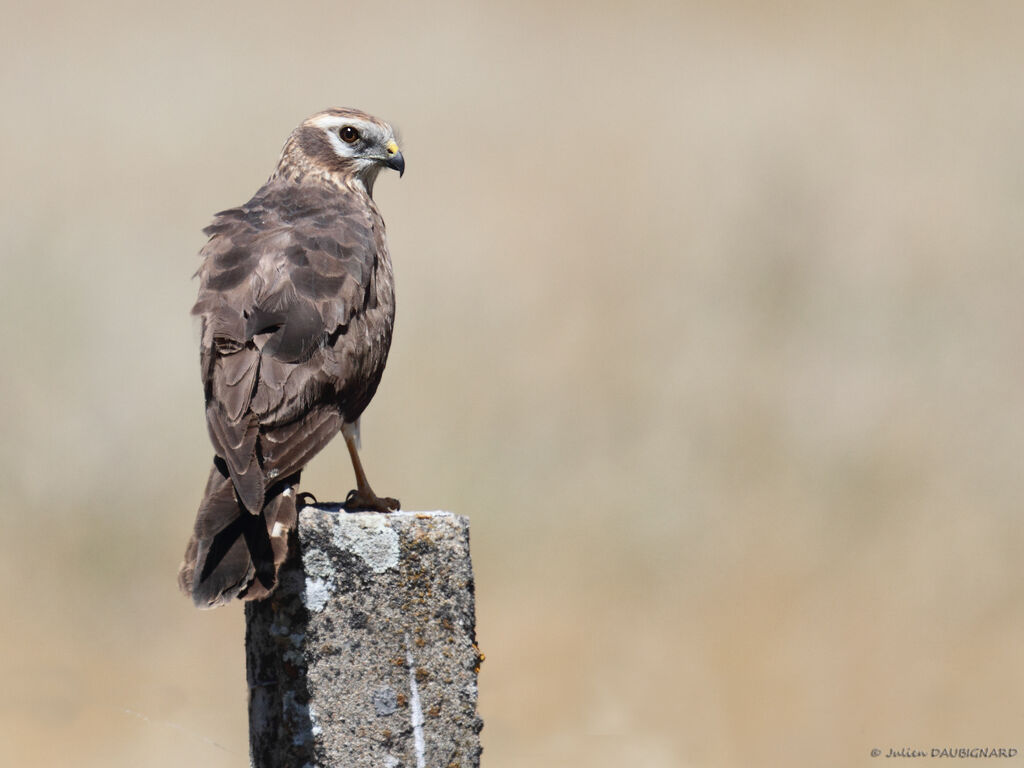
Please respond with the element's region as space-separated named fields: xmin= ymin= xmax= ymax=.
xmin=310 ymin=114 xmax=376 ymax=132
xmin=312 ymin=115 xmax=389 ymax=160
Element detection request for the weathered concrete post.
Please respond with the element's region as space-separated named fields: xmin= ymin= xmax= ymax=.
xmin=245 ymin=507 xmax=484 ymax=768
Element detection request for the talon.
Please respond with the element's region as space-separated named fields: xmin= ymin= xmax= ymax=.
xmin=296 ymin=491 xmax=318 ymax=509
xmin=342 ymin=489 xmax=400 ymax=514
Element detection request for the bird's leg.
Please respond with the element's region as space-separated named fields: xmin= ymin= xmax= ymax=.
xmin=341 ymin=427 xmax=400 ymax=513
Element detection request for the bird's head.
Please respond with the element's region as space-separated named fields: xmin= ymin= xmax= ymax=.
xmin=278 ymin=108 xmax=404 ymax=195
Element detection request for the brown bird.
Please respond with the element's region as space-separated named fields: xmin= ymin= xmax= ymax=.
xmin=178 ymin=108 xmax=405 ymax=608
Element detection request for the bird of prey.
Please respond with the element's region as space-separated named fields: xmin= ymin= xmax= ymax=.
xmin=178 ymin=108 xmax=406 ymax=608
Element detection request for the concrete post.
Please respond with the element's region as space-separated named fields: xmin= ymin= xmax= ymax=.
xmin=245 ymin=507 xmax=484 ymax=768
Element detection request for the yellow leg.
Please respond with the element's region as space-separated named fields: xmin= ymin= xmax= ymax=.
xmin=341 ymin=428 xmax=400 ymax=513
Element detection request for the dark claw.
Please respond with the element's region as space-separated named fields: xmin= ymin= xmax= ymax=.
xmin=296 ymin=491 xmax=319 ymax=509
xmin=342 ymin=489 xmax=400 ymax=513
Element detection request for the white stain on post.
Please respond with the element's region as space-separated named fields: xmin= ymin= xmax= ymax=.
xmin=333 ymin=513 xmax=400 ymax=573
xmin=405 ymin=634 xmax=427 ymax=768
xmin=302 ymin=577 xmax=331 ymax=612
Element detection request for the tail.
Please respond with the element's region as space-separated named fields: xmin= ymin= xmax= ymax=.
xmin=178 ymin=457 xmax=299 ymax=608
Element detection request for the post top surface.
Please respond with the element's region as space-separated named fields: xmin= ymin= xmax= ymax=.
xmin=302 ymin=506 xmax=460 ymax=521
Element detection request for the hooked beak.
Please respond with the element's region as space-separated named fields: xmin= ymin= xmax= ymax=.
xmin=384 ymin=140 xmax=405 ymax=177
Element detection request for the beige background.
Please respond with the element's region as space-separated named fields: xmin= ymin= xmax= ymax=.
xmin=2 ymin=1 xmax=1022 ymax=766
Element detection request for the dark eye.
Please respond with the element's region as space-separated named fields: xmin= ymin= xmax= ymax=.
xmin=339 ymin=126 xmax=359 ymax=143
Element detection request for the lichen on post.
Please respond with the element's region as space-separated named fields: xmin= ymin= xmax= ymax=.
xmin=245 ymin=507 xmax=484 ymax=768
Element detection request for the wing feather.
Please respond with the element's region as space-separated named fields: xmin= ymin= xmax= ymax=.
xmin=193 ymin=176 xmax=388 ymax=514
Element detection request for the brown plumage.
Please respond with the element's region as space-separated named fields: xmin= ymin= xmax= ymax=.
xmin=178 ymin=108 xmax=406 ymax=608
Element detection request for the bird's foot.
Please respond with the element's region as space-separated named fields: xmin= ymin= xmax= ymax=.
xmin=342 ymin=488 xmax=400 ymax=513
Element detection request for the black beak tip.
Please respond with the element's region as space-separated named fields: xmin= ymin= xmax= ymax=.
xmin=387 ymin=152 xmax=405 ymax=177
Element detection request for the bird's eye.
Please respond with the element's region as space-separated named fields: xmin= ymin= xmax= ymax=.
xmin=339 ymin=126 xmax=359 ymax=143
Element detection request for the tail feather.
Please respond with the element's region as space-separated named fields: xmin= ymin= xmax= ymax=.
xmin=178 ymin=459 xmax=298 ymax=608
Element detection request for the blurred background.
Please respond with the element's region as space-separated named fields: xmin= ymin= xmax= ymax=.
xmin=2 ymin=1 xmax=1023 ymax=766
